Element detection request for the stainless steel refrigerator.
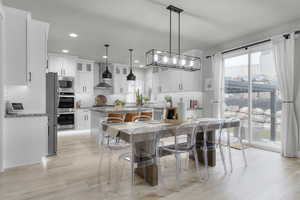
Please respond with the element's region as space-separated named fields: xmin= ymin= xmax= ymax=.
xmin=46 ymin=72 xmax=59 ymax=156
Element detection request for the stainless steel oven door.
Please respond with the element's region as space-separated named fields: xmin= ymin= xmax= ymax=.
xmin=58 ymin=96 xmax=74 ymax=109
xmin=57 ymin=113 xmax=75 ymax=130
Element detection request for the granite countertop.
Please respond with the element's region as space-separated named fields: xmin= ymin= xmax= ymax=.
xmin=5 ymin=113 xmax=48 ymax=118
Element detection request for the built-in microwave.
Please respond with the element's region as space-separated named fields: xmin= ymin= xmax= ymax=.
xmin=58 ymin=77 xmax=74 ymax=92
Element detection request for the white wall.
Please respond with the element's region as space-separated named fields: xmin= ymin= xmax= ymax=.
xmin=0 ymin=0 xmax=4 ymax=172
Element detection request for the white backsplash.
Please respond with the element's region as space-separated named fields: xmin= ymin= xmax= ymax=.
xmin=156 ymin=92 xmax=203 ymax=107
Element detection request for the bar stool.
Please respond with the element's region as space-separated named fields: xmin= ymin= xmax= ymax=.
xmin=159 ymin=122 xmax=201 ymax=190
xmin=132 ymin=115 xmax=152 ymax=122
xmin=124 ymin=112 xmax=139 ymax=122
xmin=140 ymin=111 xmax=153 ymax=119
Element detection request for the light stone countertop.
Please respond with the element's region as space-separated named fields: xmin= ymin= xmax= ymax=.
xmin=5 ymin=113 xmax=48 ymax=118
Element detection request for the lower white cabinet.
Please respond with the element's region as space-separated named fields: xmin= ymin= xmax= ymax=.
xmin=76 ymin=109 xmax=91 ymax=130
xmin=3 ymin=116 xmax=48 ymax=169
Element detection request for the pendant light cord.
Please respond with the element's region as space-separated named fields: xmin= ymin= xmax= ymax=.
xmin=178 ymin=13 xmax=180 ymax=56
xmin=105 ymin=44 xmax=109 ymax=70
xmin=129 ymin=49 xmax=133 ymax=72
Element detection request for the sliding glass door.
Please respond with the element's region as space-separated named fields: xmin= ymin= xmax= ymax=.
xmin=223 ymin=45 xmax=282 ymax=151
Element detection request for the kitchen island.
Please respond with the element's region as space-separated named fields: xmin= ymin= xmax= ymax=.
xmin=90 ymin=106 xmax=164 ymax=140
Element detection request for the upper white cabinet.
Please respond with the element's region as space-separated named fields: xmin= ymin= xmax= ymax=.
xmin=28 ymin=19 xmax=49 ymax=84
xmin=75 ymin=59 xmax=94 ymax=95
xmin=113 ymin=64 xmax=128 ymax=94
xmin=77 ymin=60 xmax=93 ymax=73
xmin=4 ymin=6 xmax=49 ymax=85
xmin=48 ymin=54 xmax=77 ymax=77
xmin=4 ymin=7 xmax=30 ymax=85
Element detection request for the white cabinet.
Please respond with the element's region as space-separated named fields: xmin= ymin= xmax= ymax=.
xmin=76 ymin=109 xmax=91 ymax=130
xmin=3 ymin=116 xmax=48 ymax=169
xmin=4 ymin=6 xmax=49 ymax=86
xmin=48 ymin=54 xmax=77 ymax=77
xmin=113 ymin=64 xmax=128 ymax=94
xmin=75 ymin=59 xmax=94 ymax=95
xmin=4 ymin=7 xmax=30 ymax=85
xmin=28 ymin=19 xmax=49 ymax=84
xmin=77 ymin=60 xmax=93 ymax=73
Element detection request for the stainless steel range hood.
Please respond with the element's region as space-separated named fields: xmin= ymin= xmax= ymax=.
xmin=95 ymin=63 xmax=112 ymax=89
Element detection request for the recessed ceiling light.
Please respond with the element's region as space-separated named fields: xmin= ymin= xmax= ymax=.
xmin=69 ymin=33 xmax=78 ymax=38
xmin=62 ymin=49 xmax=69 ymax=53
xmin=134 ymin=60 xmax=139 ymax=63
xmin=102 ymin=55 xmax=108 ymax=59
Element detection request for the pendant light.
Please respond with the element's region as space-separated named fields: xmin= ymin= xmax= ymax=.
xmin=127 ymin=49 xmax=136 ymax=81
xmin=145 ymin=5 xmax=201 ymax=71
xmin=102 ymin=44 xmax=112 ymax=79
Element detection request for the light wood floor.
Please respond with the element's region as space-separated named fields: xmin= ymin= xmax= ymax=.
xmin=1 ymin=132 xmax=300 ymax=200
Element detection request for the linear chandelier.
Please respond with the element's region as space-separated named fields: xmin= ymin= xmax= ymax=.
xmin=145 ymin=5 xmax=201 ymax=71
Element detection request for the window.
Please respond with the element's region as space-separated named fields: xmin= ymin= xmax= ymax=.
xmin=223 ymin=46 xmax=282 ymax=151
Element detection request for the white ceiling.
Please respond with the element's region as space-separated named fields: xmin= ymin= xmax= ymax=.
xmin=3 ymin=0 xmax=300 ymax=64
